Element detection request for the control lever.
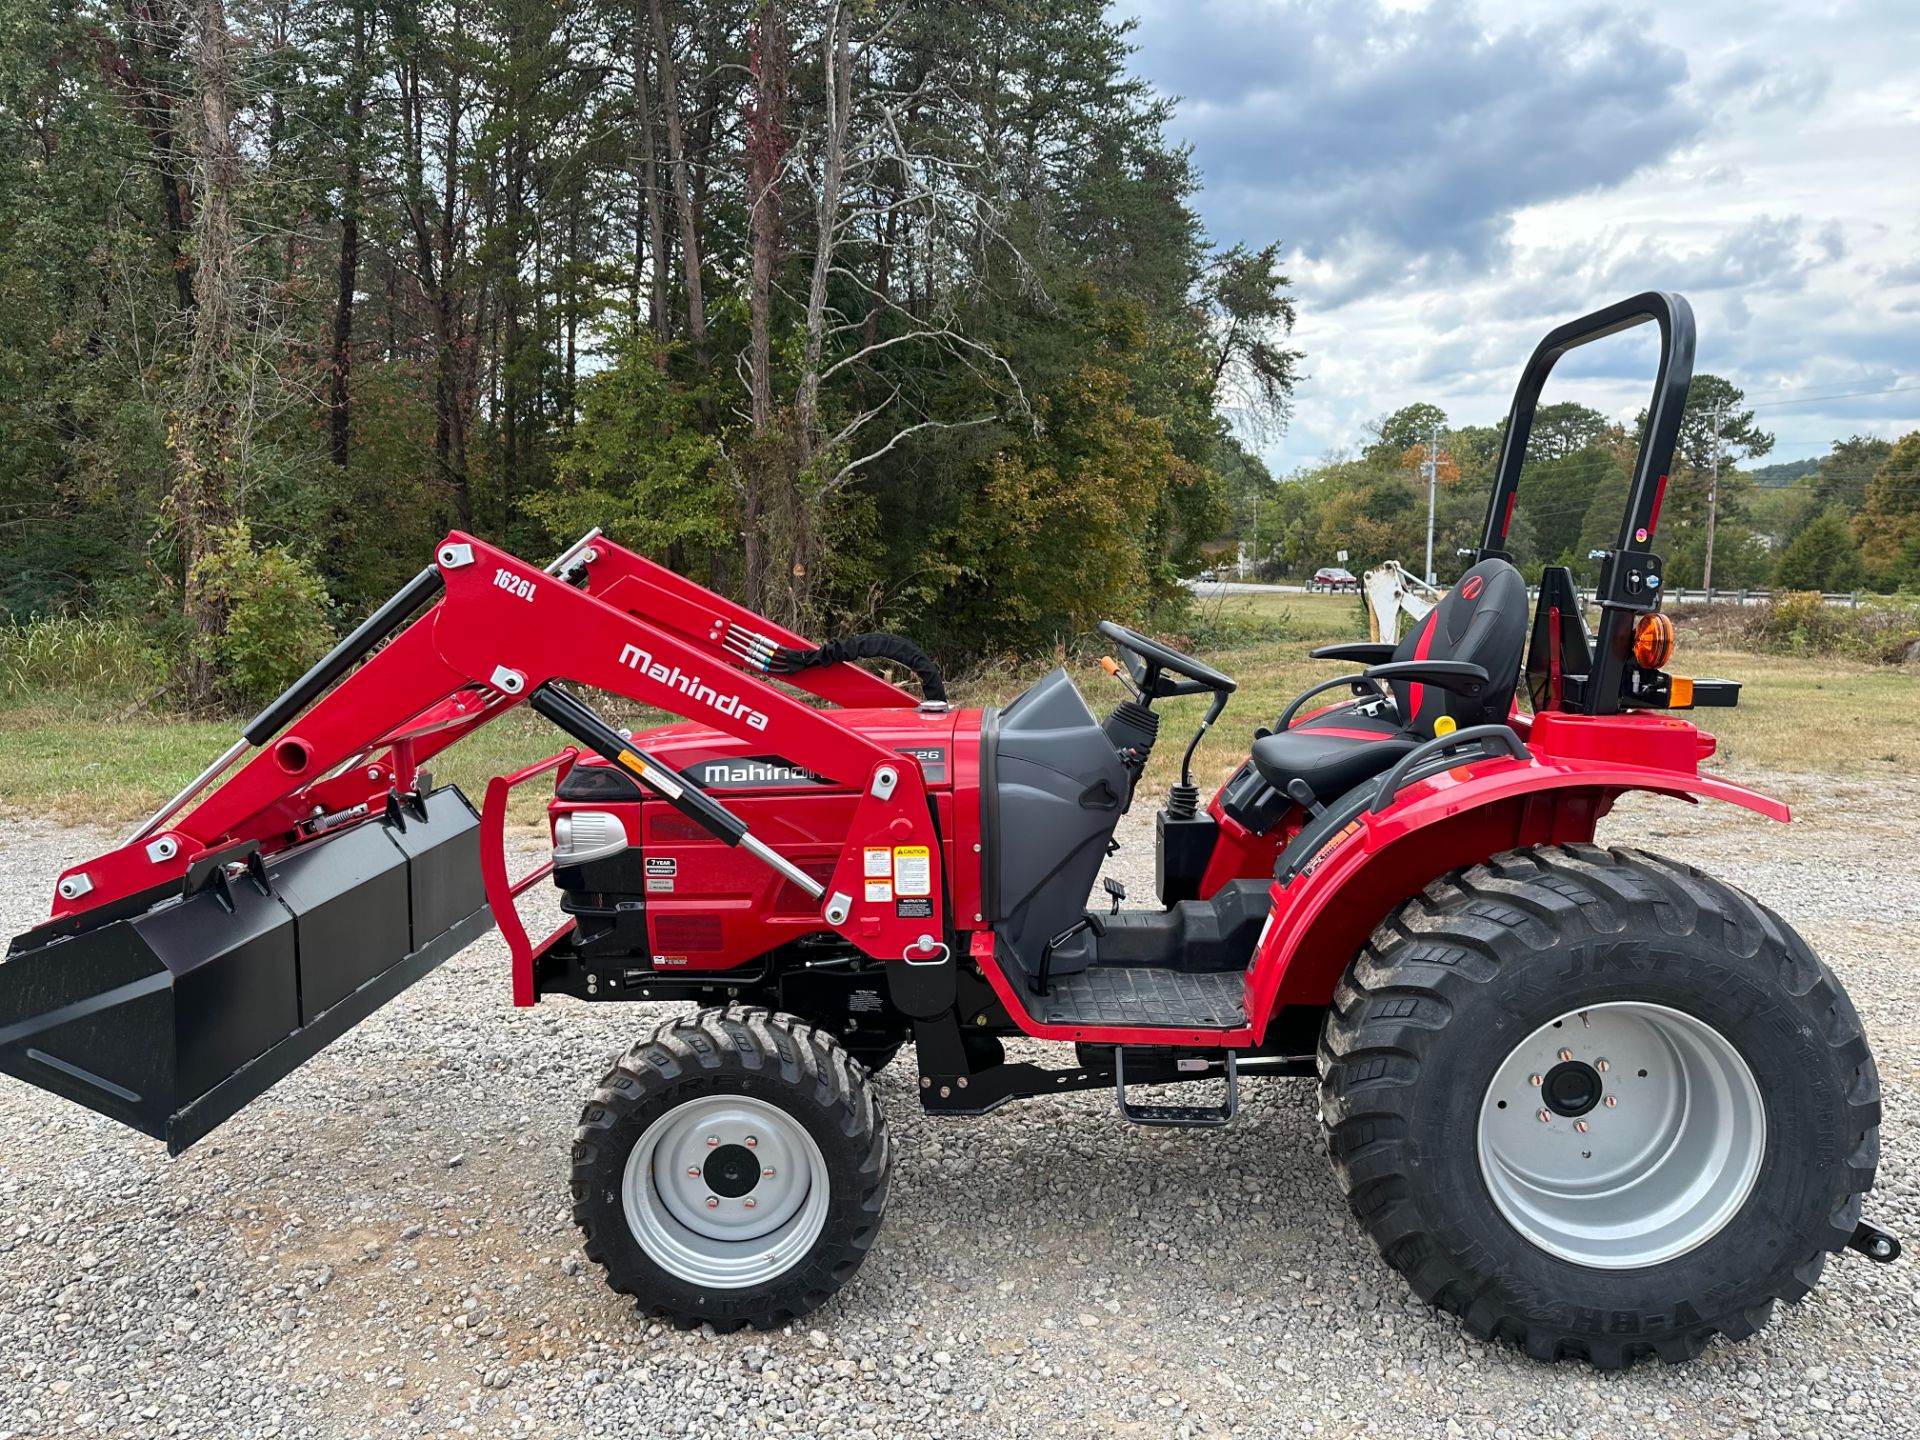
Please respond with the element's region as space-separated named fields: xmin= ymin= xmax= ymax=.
xmin=1103 ymin=877 xmax=1126 ymax=915
xmin=1285 ymin=778 xmax=1325 ymax=818
xmin=1099 ymin=655 xmax=1142 ymax=699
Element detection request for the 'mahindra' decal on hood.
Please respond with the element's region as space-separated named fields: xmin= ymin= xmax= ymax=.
xmin=687 ymin=747 xmax=948 ymax=788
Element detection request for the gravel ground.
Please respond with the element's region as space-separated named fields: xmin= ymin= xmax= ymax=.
xmin=1 ymin=765 xmax=1917 ymax=1440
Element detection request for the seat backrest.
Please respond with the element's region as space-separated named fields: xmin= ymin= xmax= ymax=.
xmin=1388 ymin=558 xmax=1528 ymax=737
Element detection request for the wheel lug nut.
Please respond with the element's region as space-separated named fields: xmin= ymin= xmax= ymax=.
xmin=1604 ymin=1095 xmax=1618 ymax=1108
xmin=1529 ymin=1074 xmax=1543 ymax=1087
xmin=687 ymin=1166 xmax=701 ymax=1177
xmin=1558 ymin=1048 xmax=1573 ymax=1063
xmin=1538 ymin=1109 xmax=1552 ymax=1124
xmin=705 ymin=1135 xmax=719 ymax=1147
xmin=744 ymin=1135 xmax=758 ymax=1148
xmin=705 ymin=1196 xmax=719 ymax=1209
xmin=1574 ymin=1120 xmax=1589 ymax=1134
xmin=1595 ymin=1058 xmax=1610 ymax=1073
xmin=743 ymin=1198 xmax=757 ymax=1210
xmin=762 ymin=1167 xmax=775 ymax=1178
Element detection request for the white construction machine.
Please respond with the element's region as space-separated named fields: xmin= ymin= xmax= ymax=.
xmin=1362 ymin=560 xmax=1443 ymax=643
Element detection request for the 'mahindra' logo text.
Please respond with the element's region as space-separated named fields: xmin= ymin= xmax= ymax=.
xmin=618 ymin=645 xmax=770 ymax=731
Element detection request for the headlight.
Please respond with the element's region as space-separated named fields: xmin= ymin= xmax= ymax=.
xmin=552 ymin=810 xmax=629 ymax=864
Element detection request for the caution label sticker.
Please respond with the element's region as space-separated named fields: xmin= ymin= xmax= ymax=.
xmin=863 ymin=846 xmax=893 ymax=878
xmin=893 ymin=845 xmax=932 ymax=897
xmin=864 ymin=879 xmax=894 ymax=902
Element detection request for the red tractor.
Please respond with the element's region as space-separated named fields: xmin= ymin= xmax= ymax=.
xmin=0 ymin=295 xmax=1893 ymax=1367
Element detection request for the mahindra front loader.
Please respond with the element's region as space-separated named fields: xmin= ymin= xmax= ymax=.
xmin=0 ymin=294 xmax=1895 ymax=1368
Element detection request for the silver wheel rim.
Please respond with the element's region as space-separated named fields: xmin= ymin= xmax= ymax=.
xmin=621 ymin=1094 xmax=831 ymax=1289
xmin=1476 ymin=1002 xmax=1765 ymax=1269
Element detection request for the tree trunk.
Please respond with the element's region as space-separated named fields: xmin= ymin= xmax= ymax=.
xmin=176 ymin=0 xmax=242 ymax=708
xmin=327 ymin=0 xmax=367 ymax=470
xmin=649 ymin=0 xmax=705 ymax=352
xmin=633 ymin=8 xmax=669 ymax=339
xmin=745 ymin=4 xmax=785 ymax=432
xmin=795 ymin=5 xmax=848 ymax=444
xmin=110 ymin=1 xmax=196 ymax=313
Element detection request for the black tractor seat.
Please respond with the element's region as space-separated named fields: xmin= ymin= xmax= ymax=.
xmin=1250 ymin=702 xmax=1417 ymax=798
xmin=1251 ymin=558 xmax=1529 ymax=804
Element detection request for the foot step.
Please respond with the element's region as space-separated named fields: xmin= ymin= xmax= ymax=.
xmin=1115 ymin=1050 xmax=1238 ymax=1128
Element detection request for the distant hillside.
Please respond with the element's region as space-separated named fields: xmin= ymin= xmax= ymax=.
xmin=1749 ymin=457 xmax=1822 ymax=487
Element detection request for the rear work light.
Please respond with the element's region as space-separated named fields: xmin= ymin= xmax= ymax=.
xmin=1633 ymin=612 xmax=1676 ymax=669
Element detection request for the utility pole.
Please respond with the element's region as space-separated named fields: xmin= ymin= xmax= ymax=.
xmin=1424 ymin=424 xmax=1439 ymax=585
xmin=1702 ymin=403 xmax=1723 ymax=597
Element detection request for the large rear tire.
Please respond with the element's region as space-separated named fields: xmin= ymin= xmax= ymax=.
xmin=573 ymin=1006 xmax=889 ymax=1330
xmin=1319 ymin=845 xmax=1880 ymax=1368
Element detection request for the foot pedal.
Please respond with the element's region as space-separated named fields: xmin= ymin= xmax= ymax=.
xmin=1114 ymin=1049 xmax=1238 ymax=1128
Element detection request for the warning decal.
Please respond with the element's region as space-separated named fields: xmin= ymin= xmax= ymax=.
xmin=893 ymin=845 xmax=931 ymax=897
xmin=864 ymin=879 xmax=894 ymax=902
xmin=895 ymin=897 xmax=933 ymax=919
xmin=863 ymin=846 xmax=892 ymax=878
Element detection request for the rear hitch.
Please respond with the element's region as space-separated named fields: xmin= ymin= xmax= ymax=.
xmin=1848 ymin=1221 xmax=1901 ymax=1264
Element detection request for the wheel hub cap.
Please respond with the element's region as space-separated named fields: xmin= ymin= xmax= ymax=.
xmin=1541 ymin=1060 xmax=1603 ymax=1118
xmin=1477 ymin=1002 xmax=1766 ymax=1269
xmin=703 ymin=1143 xmax=761 ymax=1198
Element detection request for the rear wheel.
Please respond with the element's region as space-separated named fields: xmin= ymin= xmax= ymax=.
xmin=573 ymin=1006 xmax=889 ymax=1330
xmin=1319 ymin=845 xmax=1880 ymax=1368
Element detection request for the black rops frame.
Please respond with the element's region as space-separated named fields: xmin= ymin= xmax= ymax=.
xmin=1475 ymin=291 xmax=1697 ymax=717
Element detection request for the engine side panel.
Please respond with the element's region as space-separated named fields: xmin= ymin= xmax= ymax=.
xmin=549 ymin=706 xmax=978 ymax=972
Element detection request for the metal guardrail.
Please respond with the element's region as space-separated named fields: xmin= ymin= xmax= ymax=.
xmin=1523 ymin=586 xmax=1866 ymax=609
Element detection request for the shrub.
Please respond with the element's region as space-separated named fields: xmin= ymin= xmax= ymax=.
xmin=0 ymin=616 xmax=170 ymax=704
xmin=189 ymin=524 xmax=336 ymax=708
xmin=1756 ymin=592 xmax=1920 ymax=663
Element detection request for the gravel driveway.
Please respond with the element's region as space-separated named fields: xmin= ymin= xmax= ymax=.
xmin=2 ymin=767 xmax=1916 ymax=1439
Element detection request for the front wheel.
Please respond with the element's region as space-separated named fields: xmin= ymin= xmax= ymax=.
xmin=1319 ymin=845 xmax=1880 ymax=1368
xmin=572 ymin=1007 xmax=890 ymax=1330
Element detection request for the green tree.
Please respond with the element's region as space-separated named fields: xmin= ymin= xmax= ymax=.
xmin=1366 ymin=403 xmax=1448 ymax=462
xmin=1773 ymin=508 xmax=1866 ymax=593
xmin=1855 ymin=433 xmax=1920 ymax=578
xmin=1812 ymin=435 xmax=1893 ymax=516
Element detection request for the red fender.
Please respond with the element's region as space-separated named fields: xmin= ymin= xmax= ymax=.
xmin=1241 ymin=726 xmax=1788 ymax=1038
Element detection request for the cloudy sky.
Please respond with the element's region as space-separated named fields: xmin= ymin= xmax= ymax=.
xmin=1125 ymin=0 xmax=1920 ymax=468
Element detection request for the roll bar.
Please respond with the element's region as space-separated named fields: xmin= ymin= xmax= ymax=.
xmin=1477 ymin=292 xmax=1697 ymax=717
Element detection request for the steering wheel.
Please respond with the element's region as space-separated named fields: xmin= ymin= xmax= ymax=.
xmin=1097 ymin=620 xmax=1237 ymax=698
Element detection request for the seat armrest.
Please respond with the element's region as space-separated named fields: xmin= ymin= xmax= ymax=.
xmin=1309 ymin=642 xmax=1396 ymax=665
xmin=1362 ymin=659 xmax=1490 ymax=696
xmin=1277 ymin=672 xmax=1386 ymax=731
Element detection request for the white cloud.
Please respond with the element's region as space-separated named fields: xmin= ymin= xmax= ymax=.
xmin=1126 ymin=0 xmax=1920 ymax=464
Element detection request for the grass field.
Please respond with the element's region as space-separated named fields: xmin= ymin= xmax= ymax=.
xmin=0 ymin=590 xmax=1911 ymax=825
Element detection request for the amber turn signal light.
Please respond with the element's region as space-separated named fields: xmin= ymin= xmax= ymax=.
xmin=1633 ymin=612 xmax=1676 ymax=669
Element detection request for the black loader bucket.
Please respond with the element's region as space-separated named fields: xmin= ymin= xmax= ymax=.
xmin=0 ymin=786 xmax=490 ymax=1154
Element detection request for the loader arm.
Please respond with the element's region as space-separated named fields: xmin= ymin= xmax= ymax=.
xmin=44 ymin=532 xmax=945 ymax=965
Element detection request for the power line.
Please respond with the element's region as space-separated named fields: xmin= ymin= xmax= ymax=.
xmin=1747 ymin=382 xmax=1920 ymax=412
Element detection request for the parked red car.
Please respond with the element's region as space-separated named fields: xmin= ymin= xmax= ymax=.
xmin=1310 ymin=565 xmax=1359 ymax=592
